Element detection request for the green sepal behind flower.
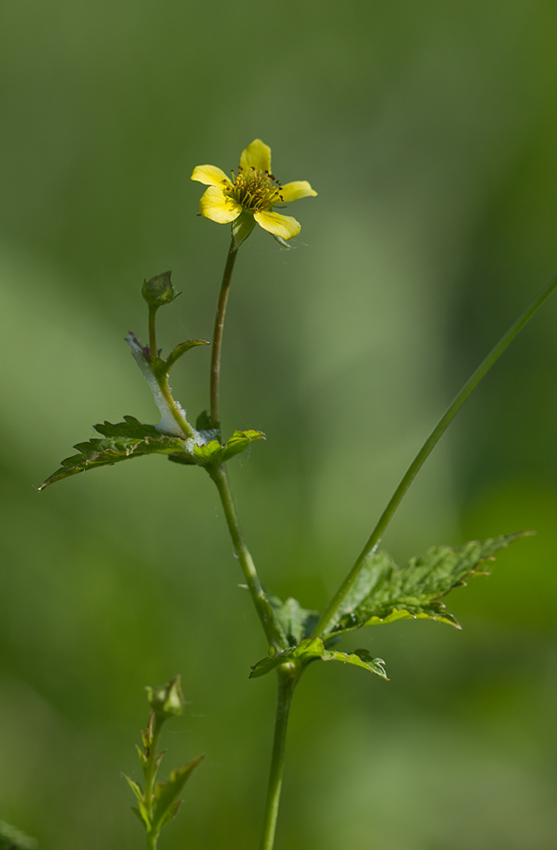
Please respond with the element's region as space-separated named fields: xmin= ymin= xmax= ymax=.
xmin=231 ymin=210 xmax=256 ymax=249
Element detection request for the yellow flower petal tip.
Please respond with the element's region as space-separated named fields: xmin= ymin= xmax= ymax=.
xmin=191 ymin=140 xmax=316 ymax=241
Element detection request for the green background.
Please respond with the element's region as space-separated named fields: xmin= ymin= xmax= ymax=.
xmin=1 ymin=1 xmax=556 ymax=848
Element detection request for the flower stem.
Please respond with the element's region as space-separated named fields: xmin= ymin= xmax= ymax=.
xmin=259 ymin=666 xmax=300 ymax=850
xmin=210 ymin=465 xmax=282 ymax=648
xmin=210 ymin=240 xmax=238 ymax=429
xmin=315 ymin=272 xmax=557 ymax=637
xmin=148 ymin=306 xmax=158 ymax=358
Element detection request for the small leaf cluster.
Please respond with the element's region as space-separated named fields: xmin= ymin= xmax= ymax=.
xmin=123 ymin=677 xmax=203 ymax=849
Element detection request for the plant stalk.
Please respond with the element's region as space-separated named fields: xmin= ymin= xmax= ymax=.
xmin=210 ymin=240 xmax=238 ymax=429
xmin=259 ymin=666 xmax=299 ymax=850
xmin=143 ymin=712 xmax=163 ymax=850
xmin=211 ymin=465 xmax=282 ymax=648
xmin=148 ymin=306 xmax=158 ymax=358
xmin=315 ymin=273 xmax=557 ymax=637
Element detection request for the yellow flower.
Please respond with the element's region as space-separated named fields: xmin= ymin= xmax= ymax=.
xmin=191 ymin=139 xmax=317 ymax=242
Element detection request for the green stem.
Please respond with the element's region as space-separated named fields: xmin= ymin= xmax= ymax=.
xmin=143 ymin=712 xmax=163 ymax=849
xmin=155 ymin=372 xmax=196 ymax=439
xmin=259 ymin=666 xmax=300 ymax=850
xmin=211 ymin=465 xmax=282 ymax=647
xmin=210 ymin=240 xmax=238 ymax=429
xmin=315 ymin=272 xmax=557 ymax=637
xmin=148 ymin=306 xmax=158 ymax=358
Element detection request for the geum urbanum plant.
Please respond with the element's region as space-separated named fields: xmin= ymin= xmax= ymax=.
xmin=40 ymin=138 xmax=557 ymax=850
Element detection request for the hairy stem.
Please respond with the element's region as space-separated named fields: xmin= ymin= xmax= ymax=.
xmin=211 ymin=465 xmax=282 ymax=647
xmin=315 ymin=272 xmax=557 ymax=636
xmin=210 ymin=240 xmax=238 ymax=429
xmin=259 ymin=666 xmax=300 ymax=850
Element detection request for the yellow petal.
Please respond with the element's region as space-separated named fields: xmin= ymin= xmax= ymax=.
xmin=200 ymin=186 xmax=242 ymax=224
xmin=240 ymin=139 xmax=271 ymax=173
xmin=191 ymin=164 xmax=232 ymax=187
xmin=254 ymin=210 xmax=301 ymax=240
xmin=280 ymin=181 xmax=318 ymax=202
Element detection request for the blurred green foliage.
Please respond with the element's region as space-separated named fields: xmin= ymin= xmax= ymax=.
xmin=1 ymin=1 xmax=556 ymax=848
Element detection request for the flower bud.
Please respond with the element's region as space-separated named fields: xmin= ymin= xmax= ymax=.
xmin=146 ymin=675 xmax=186 ymax=720
xmin=142 ymin=271 xmax=180 ymax=308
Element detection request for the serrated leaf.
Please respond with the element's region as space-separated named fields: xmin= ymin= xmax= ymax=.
xmin=250 ymin=637 xmax=388 ymax=680
xmin=39 ymin=416 xmax=192 ymax=488
xmin=151 ymin=755 xmax=204 ymax=832
xmin=268 ymin=595 xmax=319 ymax=648
xmin=321 ymin=647 xmax=389 ymax=679
xmin=326 ymin=532 xmax=532 ymax=636
xmin=188 ymin=430 xmax=265 ymax=468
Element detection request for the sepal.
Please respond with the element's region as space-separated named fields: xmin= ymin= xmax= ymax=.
xmin=231 ymin=211 xmax=256 ymax=248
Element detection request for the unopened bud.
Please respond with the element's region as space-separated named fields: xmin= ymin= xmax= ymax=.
xmin=142 ymin=271 xmax=180 ymax=308
xmin=146 ymin=675 xmax=186 ymax=720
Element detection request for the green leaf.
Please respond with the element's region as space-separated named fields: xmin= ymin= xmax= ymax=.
xmin=123 ymin=775 xmax=151 ymax=829
xmin=250 ymin=637 xmax=388 ymax=680
xmin=268 ymin=595 xmax=319 ymax=648
xmin=165 ymin=339 xmax=209 ymax=371
xmin=39 ymin=416 xmax=192 ymax=488
xmin=169 ymin=429 xmax=265 ymax=468
xmin=151 ymin=755 xmax=204 ymax=832
xmin=135 ymin=743 xmax=148 ymax=771
xmin=326 ymin=532 xmax=532 ymax=636
xmin=156 ymin=800 xmax=183 ymax=832
xmin=123 ymin=773 xmax=144 ymax=805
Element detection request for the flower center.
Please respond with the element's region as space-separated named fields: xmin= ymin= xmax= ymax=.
xmin=225 ymin=166 xmax=284 ymax=212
